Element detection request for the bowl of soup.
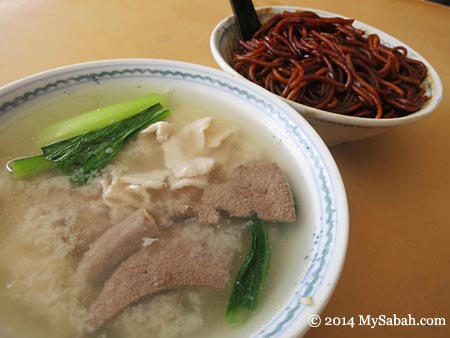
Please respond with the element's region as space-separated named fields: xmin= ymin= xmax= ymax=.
xmin=0 ymin=59 xmax=348 ymax=338
xmin=210 ymin=6 xmax=443 ymax=146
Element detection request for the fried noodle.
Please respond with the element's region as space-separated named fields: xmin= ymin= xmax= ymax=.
xmin=232 ymin=11 xmax=429 ymax=118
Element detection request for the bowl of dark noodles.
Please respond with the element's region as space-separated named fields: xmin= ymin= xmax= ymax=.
xmin=0 ymin=59 xmax=348 ymax=338
xmin=210 ymin=6 xmax=443 ymax=146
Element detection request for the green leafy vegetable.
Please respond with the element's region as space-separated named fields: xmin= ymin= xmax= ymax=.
xmin=8 ymin=103 xmax=169 ymax=185
xmin=38 ymin=93 xmax=166 ymax=146
xmin=8 ymin=155 xmax=53 ymax=178
xmin=226 ymin=215 xmax=271 ymax=323
xmin=42 ymin=103 xmax=169 ymax=185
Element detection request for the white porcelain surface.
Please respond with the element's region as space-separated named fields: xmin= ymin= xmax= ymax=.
xmin=210 ymin=6 xmax=443 ymax=146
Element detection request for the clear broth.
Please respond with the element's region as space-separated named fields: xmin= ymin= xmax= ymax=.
xmin=0 ymin=84 xmax=313 ymax=338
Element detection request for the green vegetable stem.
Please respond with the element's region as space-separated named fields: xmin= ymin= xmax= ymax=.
xmin=38 ymin=93 xmax=166 ymax=146
xmin=7 ymin=155 xmax=53 ymax=178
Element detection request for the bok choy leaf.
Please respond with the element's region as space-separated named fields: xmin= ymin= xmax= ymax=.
xmin=226 ymin=215 xmax=271 ymax=323
xmin=8 ymin=103 xmax=169 ymax=185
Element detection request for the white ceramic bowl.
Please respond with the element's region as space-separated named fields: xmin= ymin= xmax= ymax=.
xmin=0 ymin=59 xmax=348 ymax=338
xmin=210 ymin=6 xmax=443 ymax=146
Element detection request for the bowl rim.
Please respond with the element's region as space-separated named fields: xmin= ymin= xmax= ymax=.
xmin=210 ymin=6 xmax=443 ymax=128
xmin=0 ymin=58 xmax=349 ymax=338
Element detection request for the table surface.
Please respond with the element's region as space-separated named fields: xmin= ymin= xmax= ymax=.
xmin=1 ymin=0 xmax=449 ymax=337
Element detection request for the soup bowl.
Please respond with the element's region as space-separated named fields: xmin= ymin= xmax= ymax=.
xmin=0 ymin=59 xmax=348 ymax=338
xmin=210 ymin=6 xmax=443 ymax=146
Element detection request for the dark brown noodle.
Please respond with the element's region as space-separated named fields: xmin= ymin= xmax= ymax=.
xmin=232 ymin=11 xmax=429 ymax=118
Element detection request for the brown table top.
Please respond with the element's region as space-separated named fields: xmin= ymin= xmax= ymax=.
xmin=1 ymin=0 xmax=449 ymax=337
